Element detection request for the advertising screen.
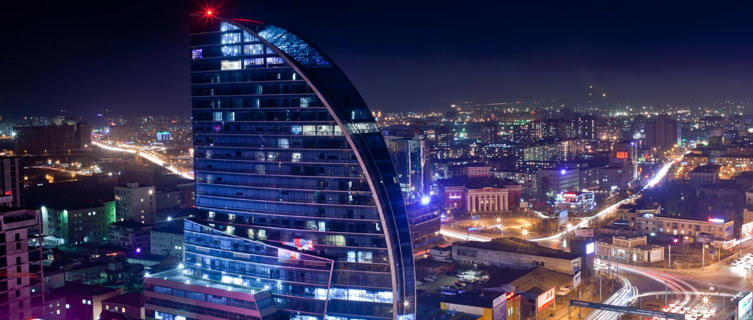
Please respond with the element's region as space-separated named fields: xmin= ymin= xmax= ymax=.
xmin=738 ymin=292 xmax=752 ymax=320
xmin=537 ymin=287 xmax=555 ymax=311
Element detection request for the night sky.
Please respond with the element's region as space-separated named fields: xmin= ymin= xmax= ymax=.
xmin=2 ymin=1 xmax=753 ymax=119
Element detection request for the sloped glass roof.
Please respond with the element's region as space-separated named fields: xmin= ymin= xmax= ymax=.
xmin=258 ymin=25 xmax=332 ymax=68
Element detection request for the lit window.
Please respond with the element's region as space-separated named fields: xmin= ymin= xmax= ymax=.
xmin=242 ymin=31 xmax=256 ymax=42
xmin=221 ymin=32 xmax=241 ymax=44
xmin=267 ymin=57 xmax=284 ymax=65
xmin=291 ymin=153 xmax=302 ymax=162
xmin=220 ymin=60 xmax=241 ymax=70
xmin=243 ymin=44 xmax=263 ymax=55
xmin=300 ymin=97 xmax=311 ymax=108
xmin=220 ymin=22 xmax=239 ymax=32
xmin=191 ymin=49 xmax=203 ymax=59
xmin=221 ymin=45 xmax=241 ymax=56
xmin=243 ymin=58 xmax=264 ymax=68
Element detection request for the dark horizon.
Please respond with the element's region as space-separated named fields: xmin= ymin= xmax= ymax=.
xmin=2 ymin=0 xmax=753 ymax=119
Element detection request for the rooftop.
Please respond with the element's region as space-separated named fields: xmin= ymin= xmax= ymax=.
xmin=439 ymin=176 xmax=518 ymax=189
xmin=111 ymin=220 xmax=153 ymax=229
xmin=102 ymin=291 xmax=144 ymax=307
xmin=455 ymin=237 xmax=580 ymax=260
xmin=50 ymin=282 xmax=120 ymax=298
xmin=509 ymin=267 xmax=572 ymax=294
xmin=442 ymin=293 xmax=498 ymax=308
xmin=691 ymin=164 xmax=721 ymax=173
xmin=147 ymin=268 xmax=265 ymax=296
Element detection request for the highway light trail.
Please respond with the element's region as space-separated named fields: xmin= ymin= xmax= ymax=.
xmin=438 ymin=229 xmax=493 ymax=242
xmin=585 ymin=274 xmax=637 ymax=320
xmin=620 ymin=264 xmax=697 ymax=311
xmin=644 ymin=158 xmax=679 ymax=190
xmin=92 ymin=140 xmax=194 ymax=180
xmin=441 ymin=156 xmax=681 ymax=243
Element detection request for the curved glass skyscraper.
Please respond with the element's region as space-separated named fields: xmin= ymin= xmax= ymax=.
xmin=180 ymin=13 xmax=414 ymax=320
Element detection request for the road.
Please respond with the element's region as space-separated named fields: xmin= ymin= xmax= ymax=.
xmin=92 ymin=140 xmax=194 ymax=180
xmin=440 ymin=159 xmax=676 ymax=244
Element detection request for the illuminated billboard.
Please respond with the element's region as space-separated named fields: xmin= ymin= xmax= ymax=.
xmin=585 ymin=242 xmax=595 ymax=255
xmin=537 ymin=287 xmax=555 ymax=311
xmin=738 ymin=292 xmax=752 ymax=320
xmin=742 ymin=222 xmax=753 ymax=241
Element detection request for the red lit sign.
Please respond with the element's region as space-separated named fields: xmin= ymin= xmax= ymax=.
xmin=616 ymin=152 xmax=628 ymax=159
xmin=537 ymin=287 xmax=556 ymax=311
xmin=3 ymin=191 xmax=10 ymax=196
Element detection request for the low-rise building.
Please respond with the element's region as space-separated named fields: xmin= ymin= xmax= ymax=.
xmin=44 ymin=282 xmax=121 ymax=320
xmin=440 ymin=177 xmax=521 ymax=214
xmin=100 ymin=291 xmax=145 ymax=320
xmin=41 ymin=201 xmax=116 ymax=246
xmin=109 ymin=220 xmax=153 ymax=253
xmin=144 ymin=269 xmax=278 ymax=320
xmin=619 ymin=210 xmax=734 ymax=241
xmin=452 ymin=237 xmax=582 ymax=275
xmin=440 ymin=291 xmax=520 ymax=320
xmin=150 ymin=225 xmax=183 ymax=257
xmin=596 ymin=236 xmax=664 ymax=264
xmin=690 ymin=164 xmax=720 ymax=186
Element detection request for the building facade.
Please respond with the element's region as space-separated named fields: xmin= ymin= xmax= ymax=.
xmin=0 ymin=157 xmax=21 ymax=208
xmin=644 ymin=115 xmax=679 ymax=149
xmin=619 ymin=210 xmax=734 ymax=241
xmin=115 ymin=182 xmax=156 ymax=224
xmin=452 ymin=238 xmax=582 ymax=276
xmin=150 ymin=226 xmax=184 ymax=257
xmin=41 ymin=201 xmax=116 ymax=246
xmin=595 ymin=236 xmax=664 ymax=264
xmin=149 ymin=14 xmax=415 ymax=320
xmin=0 ymin=209 xmax=44 ymax=320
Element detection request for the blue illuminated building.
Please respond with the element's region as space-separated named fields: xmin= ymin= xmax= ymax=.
xmin=144 ymin=12 xmax=416 ymax=320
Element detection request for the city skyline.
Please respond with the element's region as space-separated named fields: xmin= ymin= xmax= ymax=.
xmin=4 ymin=2 xmax=753 ymax=320
xmin=3 ymin=1 xmax=753 ymax=119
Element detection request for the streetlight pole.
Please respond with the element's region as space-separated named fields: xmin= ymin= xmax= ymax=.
xmin=702 ymin=244 xmax=705 ymax=269
xmin=668 ymin=244 xmax=671 ymax=269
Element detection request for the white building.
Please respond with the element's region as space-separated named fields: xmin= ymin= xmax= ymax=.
xmin=150 ymin=226 xmax=183 ymax=257
xmin=452 ymin=237 xmax=582 ymax=275
xmin=114 ymin=183 xmax=155 ymax=224
xmin=596 ymin=236 xmax=664 ymax=264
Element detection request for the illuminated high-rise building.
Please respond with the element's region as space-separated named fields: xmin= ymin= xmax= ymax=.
xmin=144 ymin=12 xmax=415 ymax=320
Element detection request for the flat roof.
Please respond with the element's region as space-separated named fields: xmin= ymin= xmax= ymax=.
xmin=442 ymin=294 xmax=497 ymax=308
xmin=51 ymin=282 xmax=120 ymax=297
xmin=455 ymin=237 xmax=580 ymax=260
xmin=509 ymin=267 xmax=572 ymax=293
xmin=103 ymin=292 xmax=144 ymax=307
xmin=439 ymin=176 xmax=518 ymax=189
xmin=147 ymin=268 xmax=265 ymax=296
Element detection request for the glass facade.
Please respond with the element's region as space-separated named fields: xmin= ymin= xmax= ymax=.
xmin=187 ymin=16 xmax=415 ymax=320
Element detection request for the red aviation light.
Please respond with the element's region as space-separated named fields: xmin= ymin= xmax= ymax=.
xmin=205 ymin=9 xmax=213 ymax=16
